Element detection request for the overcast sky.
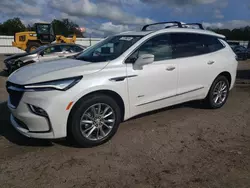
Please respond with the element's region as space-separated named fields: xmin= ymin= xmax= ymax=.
xmin=0 ymin=0 xmax=250 ymax=37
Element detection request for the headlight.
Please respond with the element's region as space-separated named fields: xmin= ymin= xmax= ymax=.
xmin=24 ymin=76 xmax=82 ymax=91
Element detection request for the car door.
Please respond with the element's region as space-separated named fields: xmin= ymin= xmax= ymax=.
xmin=171 ymin=33 xmax=225 ymax=100
xmin=38 ymin=45 xmax=63 ymax=62
xmin=126 ymin=34 xmax=178 ymax=116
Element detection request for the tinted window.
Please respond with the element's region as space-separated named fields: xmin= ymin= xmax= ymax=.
xmin=29 ymin=45 xmax=48 ymax=54
xmin=36 ymin=24 xmax=50 ymax=34
xmin=128 ymin=34 xmax=172 ymax=62
xmin=60 ymin=45 xmax=71 ymax=52
xmin=71 ymin=46 xmax=84 ymax=52
xmin=171 ymin=33 xmax=224 ymax=58
xmin=203 ymin=36 xmax=224 ymax=52
xmin=61 ymin=45 xmax=84 ymax=53
xmin=43 ymin=46 xmax=62 ymax=55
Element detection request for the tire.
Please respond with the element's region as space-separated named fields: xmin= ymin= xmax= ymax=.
xmin=26 ymin=42 xmax=41 ymax=53
xmin=68 ymin=94 xmax=122 ymax=147
xmin=204 ymin=75 xmax=230 ymax=109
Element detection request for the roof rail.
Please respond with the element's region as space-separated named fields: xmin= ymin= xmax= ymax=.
xmin=141 ymin=21 xmax=182 ymax=31
xmin=141 ymin=22 xmax=204 ymax=31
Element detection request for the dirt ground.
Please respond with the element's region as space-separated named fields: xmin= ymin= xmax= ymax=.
xmin=1 ymin=55 xmax=250 ymax=188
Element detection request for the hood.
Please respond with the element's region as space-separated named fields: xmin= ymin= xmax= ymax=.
xmin=8 ymin=58 xmax=109 ymax=85
xmin=4 ymin=52 xmax=28 ymax=63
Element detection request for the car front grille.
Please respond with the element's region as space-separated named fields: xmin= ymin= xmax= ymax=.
xmin=6 ymin=81 xmax=24 ymax=108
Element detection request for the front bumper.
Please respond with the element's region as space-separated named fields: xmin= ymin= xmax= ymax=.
xmin=8 ymin=89 xmax=74 ymax=139
xmin=3 ymin=59 xmax=19 ymax=74
xmin=10 ymin=114 xmax=54 ymax=139
xmin=3 ymin=62 xmax=12 ymax=73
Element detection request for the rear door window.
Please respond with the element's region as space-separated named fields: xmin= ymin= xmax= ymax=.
xmin=61 ymin=45 xmax=84 ymax=53
xmin=202 ymin=35 xmax=225 ymax=52
xmin=171 ymin=33 xmax=224 ymax=59
xmin=43 ymin=46 xmax=62 ymax=55
xmin=171 ymin=33 xmax=209 ymax=58
xmin=70 ymin=45 xmax=84 ymax=52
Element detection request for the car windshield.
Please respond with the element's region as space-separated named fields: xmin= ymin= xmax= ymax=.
xmin=75 ymin=35 xmax=142 ymax=62
xmin=29 ymin=45 xmax=48 ymax=54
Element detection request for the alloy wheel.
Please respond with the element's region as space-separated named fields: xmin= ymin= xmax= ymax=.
xmin=212 ymin=80 xmax=228 ymax=105
xmin=79 ymin=103 xmax=115 ymax=141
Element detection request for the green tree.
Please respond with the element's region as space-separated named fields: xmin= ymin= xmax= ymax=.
xmin=210 ymin=27 xmax=250 ymax=41
xmin=52 ymin=19 xmax=84 ymax=37
xmin=0 ymin=23 xmax=3 ymax=35
xmin=1 ymin=17 xmax=25 ymax=35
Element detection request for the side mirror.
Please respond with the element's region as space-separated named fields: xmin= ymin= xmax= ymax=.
xmin=133 ymin=54 xmax=154 ymax=70
xmin=40 ymin=51 xmax=44 ymax=56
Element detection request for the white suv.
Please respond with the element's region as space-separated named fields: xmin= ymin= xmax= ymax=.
xmin=7 ymin=22 xmax=238 ymax=147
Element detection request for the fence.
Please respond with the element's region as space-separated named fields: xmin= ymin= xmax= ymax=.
xmin=0 ymin=36 xmax=103 ymax=54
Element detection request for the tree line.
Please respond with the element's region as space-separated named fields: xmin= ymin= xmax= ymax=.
xmin=0 ymin=17 xmax=84 ymax=37
xmin=208 ymin=27 xmax=250 ymax=41
xmin=0 ymin=17 xmax=250 ymax=40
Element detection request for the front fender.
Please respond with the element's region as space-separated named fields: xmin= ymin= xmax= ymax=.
xmin=71 ymin=82 xmax=130 ymax=121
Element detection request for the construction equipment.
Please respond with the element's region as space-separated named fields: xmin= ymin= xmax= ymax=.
xmin=12 ymin=23 xmax=76 ymax=52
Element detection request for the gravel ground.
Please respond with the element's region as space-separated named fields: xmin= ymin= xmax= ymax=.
xmin=1 ymin=55 xmax=250 ymax=188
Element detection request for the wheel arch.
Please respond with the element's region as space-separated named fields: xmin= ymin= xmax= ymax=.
xmin=67 ymin=89 xmax=126 ymax=132
xmin=217 ymin=71 xmax=232 ymax=87
xmin=205 ymin=71 xmax=232 ymax=98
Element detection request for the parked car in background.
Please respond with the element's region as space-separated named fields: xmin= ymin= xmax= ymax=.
xmin=232 ymin=45 xmax=250 ymax=60
xmin=228 ymin=41 xmax=240 ymax=49
xmin=3 ymin=43 xmax=86 ymax=74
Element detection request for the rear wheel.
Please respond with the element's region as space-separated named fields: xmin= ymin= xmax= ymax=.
xmin=68 ymin=94 xmax=122 ymax=147
xmin=205 ymin=76 xmax=230 ymax=109
xmin=26 ymin=42 xmax=41 ymax=53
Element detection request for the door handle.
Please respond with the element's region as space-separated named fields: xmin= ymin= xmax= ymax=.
xmin=207 ymin=61 xmax=215 ymax=65
xmin=166 ymin=66 xmax=176 ymax=71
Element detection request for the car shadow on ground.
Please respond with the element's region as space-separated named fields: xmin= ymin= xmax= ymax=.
xmin=237 ymin=70 xmax=250 ymax=80
xmin=0 ymin=101 xmax=53 ymax=147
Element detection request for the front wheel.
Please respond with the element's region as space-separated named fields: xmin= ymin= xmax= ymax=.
xmin=204 ymin=75 xmax=230 ymax=109
xmin=68 ymin=94 xmax=122 ymax=147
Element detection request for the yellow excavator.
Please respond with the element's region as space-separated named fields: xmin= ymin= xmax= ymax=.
xmin=12 ymin=23 xmax=76 ymax=52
